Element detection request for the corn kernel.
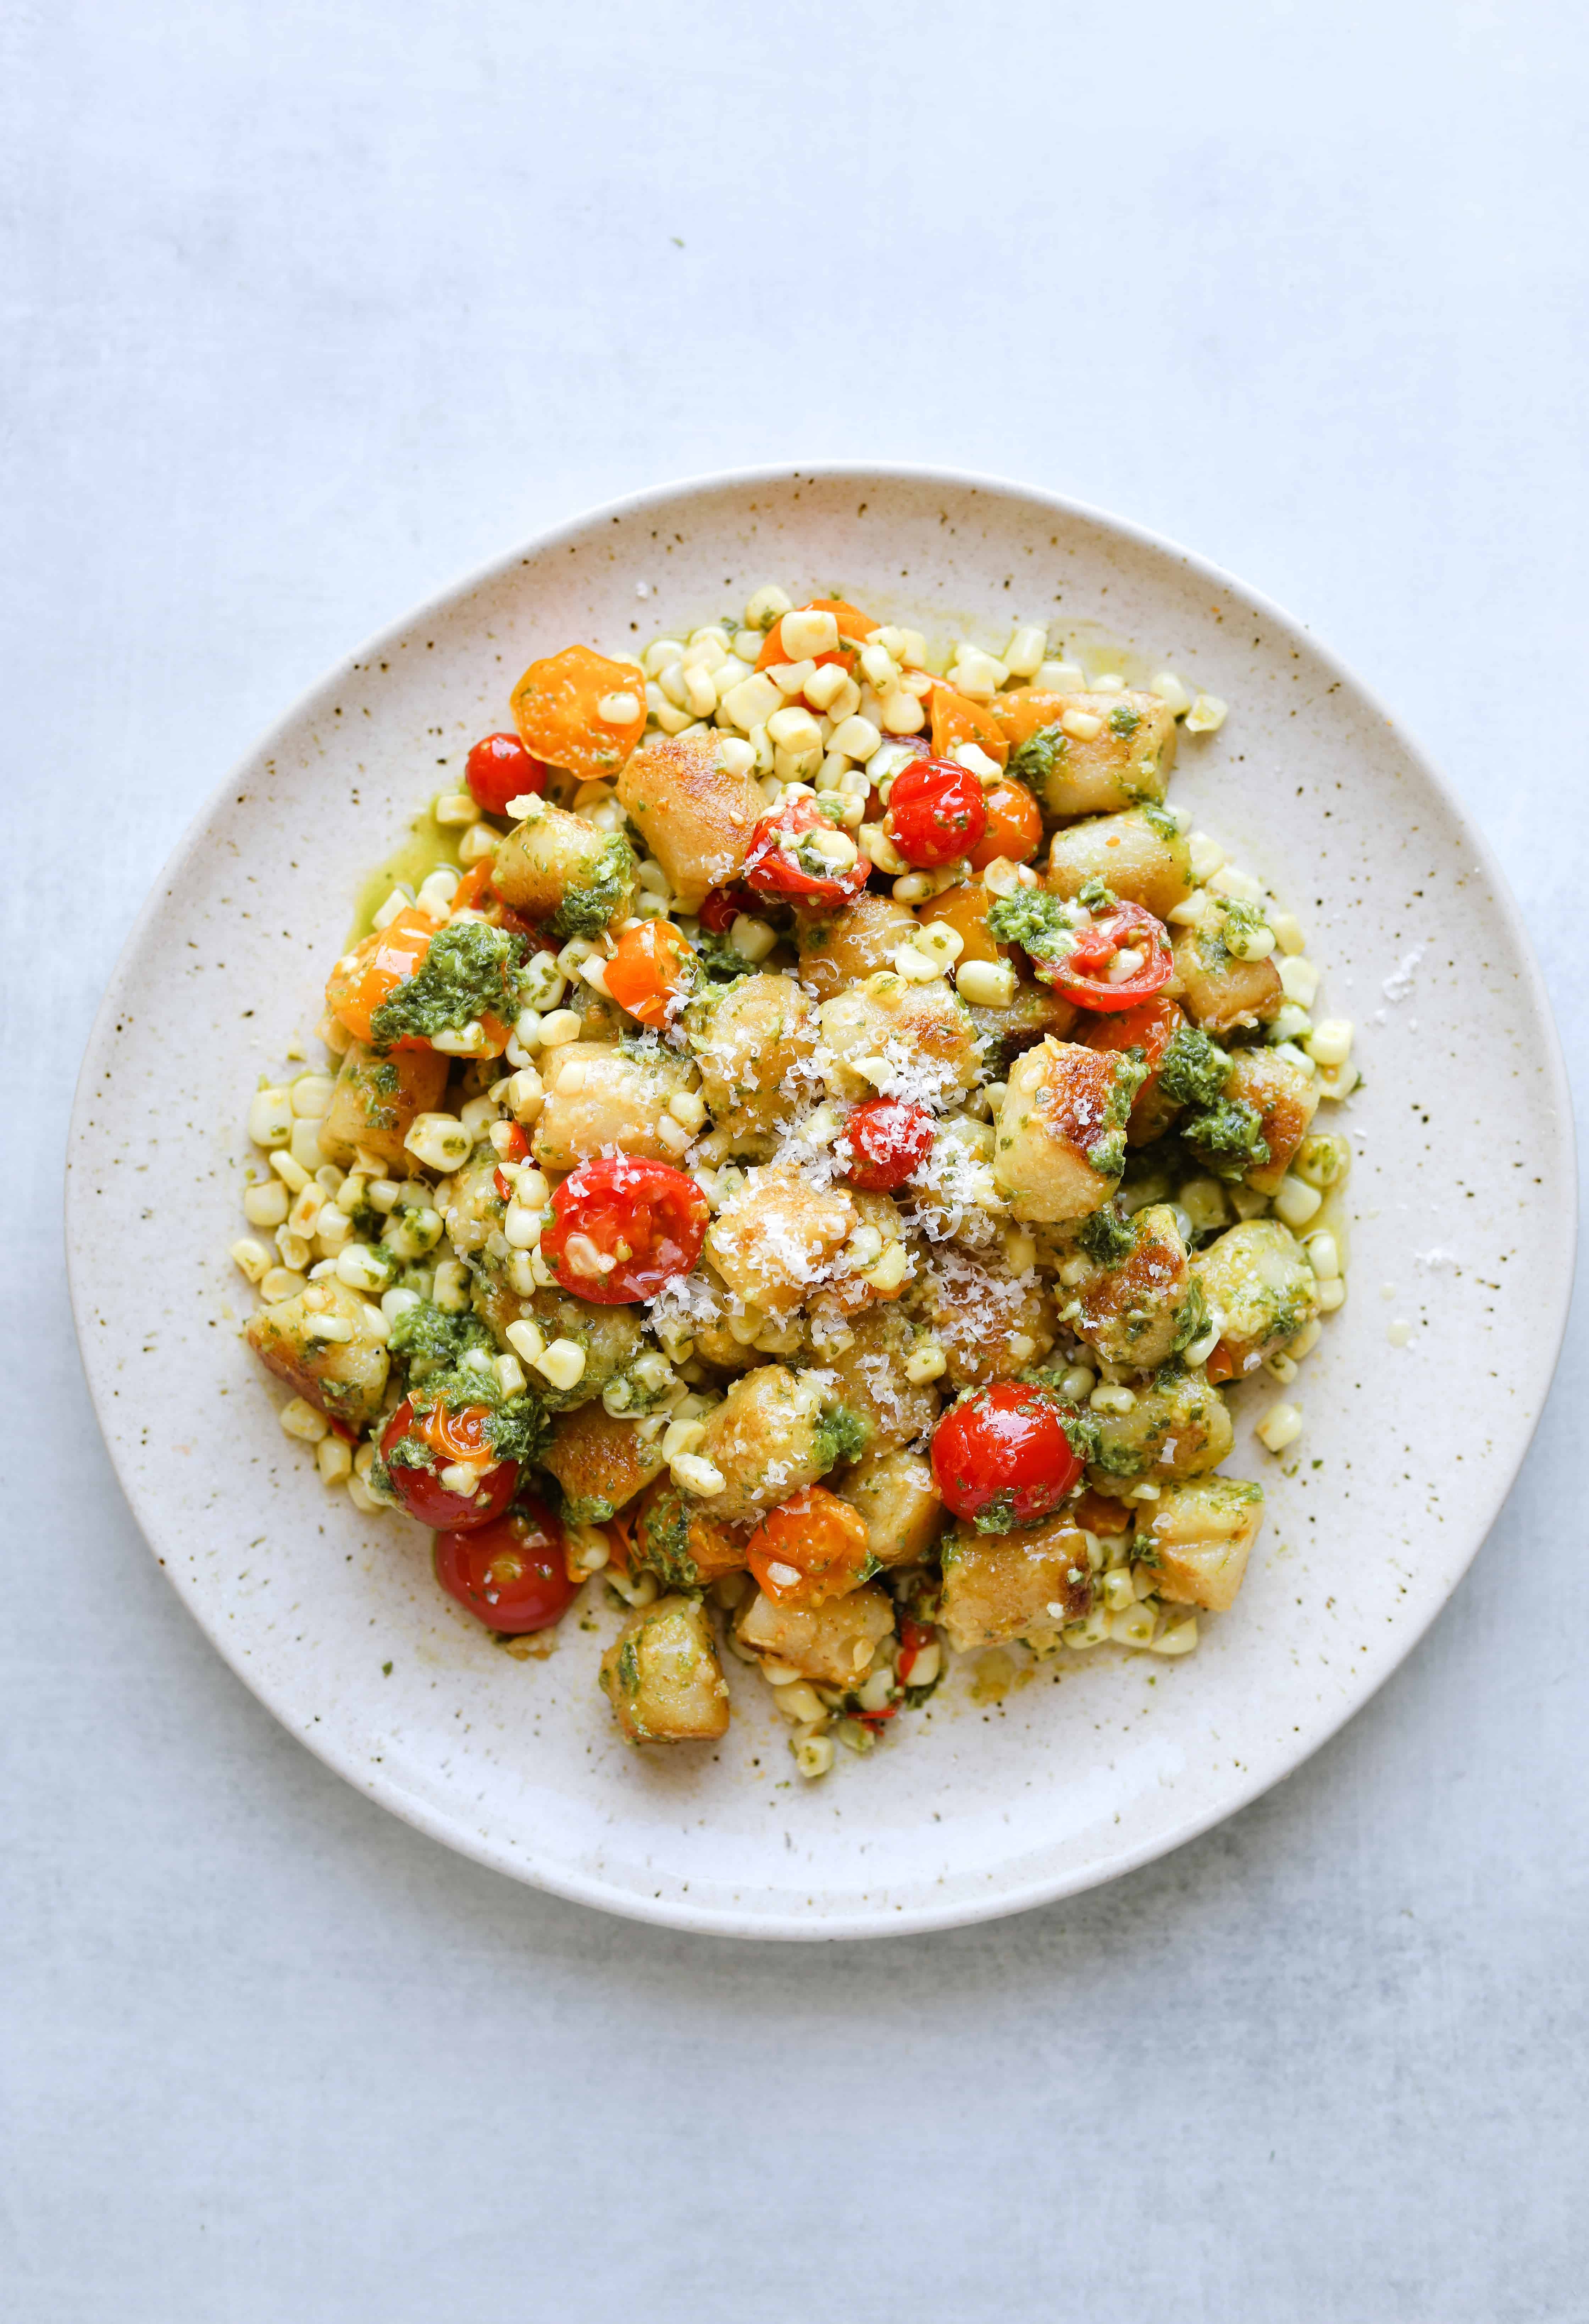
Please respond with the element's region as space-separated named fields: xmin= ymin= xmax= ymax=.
xmin=1004 ymin=623 xmax=1048 ymax=679
xmin=1273 ymin=1176 xmax=1323 ymax=1229
xmin=1186 ymin=692 xmax=1228 ymax=734
xmin=1149 ymin=671 xmax=1192 ymax=714
xmin=955 ymin=959 xmax=1016 ymax=1009
xmin=1257 ymin=1401 xmax=1303 ymax=1453
xmin=229 ymin=1236 xmax=271 ymax=1282
xmin=744 ymin=584 xmax=792 ymax=629
xmin=260 ymin=1265 xmax=307 ymax=1302
xmin=537 ymin=1338 xmax=587 ymax=1392
xmin=279 ymin=1397 xmax=328 ymax=1443
xmin=1060 ymin=707 xmax=1102 ymax=741
xmin=316 ymin=1434 xmax=353 ymax=1485
xmin=671 ymin=1450 xmax=726 ymax=1496
xmin=877 ymin=688 xmax=926 ymax=735
xmin=781 ymin=607 xmax=840 ymax=659
xmin=248 ymin=1088 xmax=294 ymax=1148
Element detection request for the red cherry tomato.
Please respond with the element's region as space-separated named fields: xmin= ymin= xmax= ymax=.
xmin=465 ymin=732 xmax=548 ymax=817
xmin=930 ymin=1383 xmax=1083 ymax=1530
xmin=968 ymin=778 xmax=1043 ymax=870
xmin=1045 ymin=901 xmax=1173 ymax=1012
xmin=841 ymin=1097 xmax=935 ymax=1192
xmin=541 ymin=1155 xmax=709 ymax=1304
xmin=433 ymin=1496 xmax=576 ymax=1634
xmin=698 ymin=883 xmax=755 ymax=934
xmin=742 ymin=799 xmax=871 ymax=911
xmin=885 ymin=758 xmax=988 ymax=869
xmin=493 ymin=1121 xmax=531 ymax=1201
xmin=381 ymin=1399 xmax=518 ymax=1531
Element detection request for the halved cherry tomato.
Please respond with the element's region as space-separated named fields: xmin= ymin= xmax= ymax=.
xmin=604 ymin=920 xmax=693 ymax=1028
xmin=926 ymin=682 xmax=1010 ymax=769
xmin=493 ymin=1120 xmax=531 ymax=1202
xmin=698 ymin=883 xmax=754 ymax=934
xmin=1083 ymin=994 xmax=1184 ymax=1139
xmin=842 ymin=1097 xmax=935 ymax=1192
xmin=896 ymin=1613 xmax=937 ymax=1684
xmin=325 ymin=907 xmax=436 ymax=1047
xmin=931 ymin=1383 xmax=1083 ymax=1530
xmin=465 ymin=731 xmax=547 ymax=817
xmin=885 ymin=758 xmax=987 ymax=869
xmin=742 ymin=798 xmax=871 ymax=910
xmin=381 ymin=1398 xmax=517 ymax=1531
xmin=746 ymin=1486 xmax=871 ymax=1610
xmin=755 ymin=598 xmax=878 ymax=674
xmin=541 ymin=1156 xmax=709 ymax=1304
xmin=969 ymin=777 xmax=1043 ymax=870
xmin=1045 ymin=901 xmax=1173 ymax=1012
xmin=509 ymin=644 xmax=646 ymax=780
xmin=434 ymin=1496 xmax=575 ymax=1634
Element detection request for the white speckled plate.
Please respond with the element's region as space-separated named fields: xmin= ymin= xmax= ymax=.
xmin=66 ymin=466 xmax=1575 ymax=1938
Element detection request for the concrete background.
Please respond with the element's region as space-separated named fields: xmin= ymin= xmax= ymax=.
xmin=6 ymin=2 xmax=1587 ymax=2317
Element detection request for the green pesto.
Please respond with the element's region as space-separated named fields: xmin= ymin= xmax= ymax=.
xmin=616 ymin=1635 xmax=643 ymax=1699
xmin=812 ymin=1403 xmax=870 ymax=1474
xmin=1138 ymin=800 xmax=1180 ymax=845
xmin=1168 ymin=1275 xmax=1210 ymax=1356
xmin=986 ymin=886 xmax=1073 ymax=953
xmin=1077 ymin=1202 xmax=1137 ymax=1268
xmin=1076 ymin=875 xmax=1118 ymax=915
xmin=1087 ymin=1051 xmax=1147 ymax=1175
xmin=389 ymin=1297 xmax=495 ymax=1381
xmin=1108 ymin=703 xmax=1142 ymax=737
xmin=1006 ymin=723 xmax=1070 ymax=798
xmin=370 ymin=921 xmax=524 ymax=1050
xmin=405 ymin=1354 xmax=552 ymax=1466
xmin=1183 ymin=1096 xmax=1271 ymax=1182
xmin=635 ymin=1483 xmax=703 ymax=1589
xmin=1155 ymin=1024 xmax=1232 ymax=1111
xmin=550 ymin=832 xmax=636 ymax=939
xmin=692 ymin=932 xmax=760 ymax=987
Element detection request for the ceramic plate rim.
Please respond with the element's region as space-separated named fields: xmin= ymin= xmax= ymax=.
xmin=66 ymin=460 xmax=1578 ymax=1938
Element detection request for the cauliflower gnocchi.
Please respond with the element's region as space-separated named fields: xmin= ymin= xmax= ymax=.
xmin=237 ymin=581 xmax=1354 ymax=1780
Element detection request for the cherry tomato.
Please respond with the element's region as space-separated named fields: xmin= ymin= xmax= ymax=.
xmin=742 ymin=799 xmax=871 ymax=911
xmin=841 ymin=1097 xmax=935 ymax=1192
xmin=930 ymin=1383 xmax=1083 ymax=1530
xmin=325 ymin=907 xmax=436 ymax=1048
xmin=1084 ymin=994 xmax=1183 ymax=1138
xmin=493 ymin=1120 xmax=531 ymax=1201
xmin=381 ymin=1399 xmax=518 ymax=1531
xmin=433 ymin=1496 xmax=576 ymax=1634
xmin=926 ymin=681 xmax=1010 ymax=769
xmin=698 ymin=883 xmax=755 ymax=934
xmin=746 ymin=1486 xmax=871 ymax=1610
xmin=896 ymin=1614 xmax=937 ymax=1684
xmin=509 ymin=644 xmax=646 ymax=780
xmin=541 ymin=1155 xmax=709 ymax=1304
xmin=465 ymin=732 xmax=547 ymax=817
xmin=969 ymin=778 xmax=1043 ymax=871
xmin=1045 ymin=901 xmax=1173 ymax=1012
xmin=885 ymin=758 xmax=988 ymax=870
xmin=604 ymin=920 xmax=693 ymax=1028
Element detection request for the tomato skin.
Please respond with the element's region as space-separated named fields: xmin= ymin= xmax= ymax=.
xmin=604 ymin=921 xmax=693 ymax=1028
xmin=841 ymin=1097 xmax=935 ymax=1192
xmin=925 ymin=682 xmax=1009 ymax=769
xmin=930 ymin=1384 xmax=1083 ymax=1529
xmin=885 ymin=759 xmax=988 ymax=870
xmin=896 ymin=1614 xmax=937 ymax=1684
xmin=541 ymin=1155 xmax=709 ymax=1304
xmin=509 ymin=644 xmax=646 ymax=781
xmin=1043 ymin=901 xmax=1174 ymax=1012
xmin=742 ymin=799 xmax=871 ymax=910
xmin=433 ymin=1496 xmax=575 ymax=1634
xmin=381 ymin=1399 xmax=518 ymax=1531
xmin=698 ymin=883 xmax=754 ymax=934
xmin=969 ymin=778 xmax=1043 ymax=871
xmin=745 ymin=1486 xmax=871 ymax=1610
xmin=466 ymin=732 xmax=547 ymax=817
xmin=325 ymin=908 xmax=436 ymax=1048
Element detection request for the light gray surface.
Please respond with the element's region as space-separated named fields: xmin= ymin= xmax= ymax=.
xmin=5 ymin=1 xmax=1585 ymax=2317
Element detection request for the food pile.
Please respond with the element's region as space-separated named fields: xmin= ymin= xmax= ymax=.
xmin=232 ymin=590 xmax=1356 ymax=1778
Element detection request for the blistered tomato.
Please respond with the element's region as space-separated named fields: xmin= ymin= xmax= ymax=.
xmin=745 ymin=1486 xmax=872 ymax=1610
xmin=541 ymin=1155 xmax=709 ymax=1304
xmin=930 ymin=1383 xmax=1083 ymax=1530
xmin=742 ymin=799 xmax=871 ymax=910
xmin=885 ymin=759 xmax=987 ymax=869
xmin=433 ymin=1496 xmax=576 ymax=1633
xmin=465 ymin=731 xmax=547 ymax=817
xmin=968 ymin=778 xmax=1043 ymax=870
xmin=841 ymin=1097 xmax=935 ymax=1192
xmin=380 ymin=1398 xmax=518 ymax=1531
xmin=604 ymin=921 xmax=693 ymax=1027
xmin=1045 ymin=901 xmax=1173 ymax=1012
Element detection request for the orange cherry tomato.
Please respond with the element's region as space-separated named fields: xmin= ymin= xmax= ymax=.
xmin=990 ymin=688 xmax=1072 ymax=752
xmin=604 ymin=921 xmax=694 ymax=1028
xmin=969 ymin=777 xmax=1043 ymax=870
xmin=746 ymin=1486 xmax=871 ymax=1610
xmin=420 ymin=1401 xmax=497 ymax=1463
xmin=1075 ymin=1486 xmax=1133 ymax=1538
xmin=756 ymin=598 xmax=878 ymax=674
xmin=926 ymin=682 xmax=1009 ymax=769
xmin=509 ymin=644 xmax=646 ymax=781
xmin=325 ymin=907 xmax=436 ymax=1047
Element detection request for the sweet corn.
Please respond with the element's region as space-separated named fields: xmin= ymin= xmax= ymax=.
xmin=1257 ymin=1401 xmax=1303 ymax=1453
xmin=792 ymin=1734 xmax=835 ymax=1780
xmin=243 ymin=1180 xmax=290 ymax=1228
xmin=537 ymin=1338 xmax=587 ymax=1392
xmin=260 ymin=1265 xmax=307 ymax=1303
xmin=1273 ymin=1176 xmax=1323 ymax=1229
xmin=229 ymin=1236 xmax=271 ymax=1283
xmin=1186 ymin=692 xmax=1228 ymax=734
xmin=1004 ymin=623 xmax=1048 ymax=679
xmin=316 ymin=1434 xmax=352 ymax=1484
xmin=729 ymin=913 xmax=777 ymax=963
xmin=1307 ymin=1018 xmax=1354 ymax=1069
xmin=671 ymin=1450 xmax=726 ymax=1496
xmin=904 ymin=1341 xmax=947 ymax=1384
xmin=744 ymin=584 xmax=792 ymax=629
xmin=1279 ymin=955 xmax=1321 ymax=1008
xmin=955 ymin=959 xmax=1015 ymax=1008
xmin=1149 ymin=671 xmax=1192 ymax=714
xmin=781 ymin=607 xmax=839 ymax=659
xmin=279 ymin=1397 xmax=328 ymax=1443
xmin=458 ymin=823 xmax=500 ymax=865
